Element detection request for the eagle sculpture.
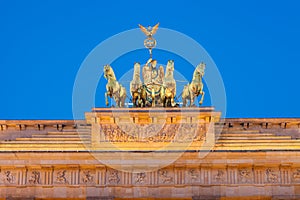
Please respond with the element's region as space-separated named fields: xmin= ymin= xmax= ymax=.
xmin=138 ymin=23 xmax=159 ymax=37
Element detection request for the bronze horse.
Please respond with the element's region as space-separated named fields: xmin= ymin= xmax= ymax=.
xmin=131 ymin=84 xmax=149 ymax=107
xmin=161 ymin=60 xmax=176 ymax=107
xmin=103 ymin=65 xmax=126 ymax=107
xmin=182 ymin=62 xmax=205 ymax=107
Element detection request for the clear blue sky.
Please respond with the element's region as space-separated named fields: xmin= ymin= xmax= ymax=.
xmin=0 ymin=0 xmax=300 ymax=119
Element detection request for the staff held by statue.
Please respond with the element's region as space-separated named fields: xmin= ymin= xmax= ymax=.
xmin=138 ymin=23 xmax=159 ymax=58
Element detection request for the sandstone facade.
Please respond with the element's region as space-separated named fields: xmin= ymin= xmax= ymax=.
xmin=0 ymin=108 xmax=300 ymax=199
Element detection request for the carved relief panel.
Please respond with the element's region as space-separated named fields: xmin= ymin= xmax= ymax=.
xmin=292 ymin=168 xmax=300 ymax=183
xmin=211 ymin=169 xmax=226 ymax=184
xmin=186 ymin=168 xmax=200 ymax=184
xmin=80 ymin=169 xmax=95 ymax=184
xmin=265 ymin=168 xmax=280 ymax=184
xmin=99 ymin=123 xmax=206 ymax=143
xmin=238 ymin=168 xmax=253 ymax=184
xmin=27 ymin=170 xmax=41 ymax=185
xmin=134 ymin=172 xmax=147 ymax=185
xmin=106 ymin=169 xmax=120 ymax=185
xmin=54 ymin=169 xmax=69 ymax=184
xmin=1 ymin=169 xmax=17 ymax=185
xmin=158 ymin=169 xmax=174 ymax=184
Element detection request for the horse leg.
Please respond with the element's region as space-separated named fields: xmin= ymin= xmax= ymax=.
xmin=167 ymin=97 xmax=171 ymax=107
xmin=190 ymin=93 xmax=195 ymax=107
xmin=171 ymin=95 xmax=175 ymax=107
xmin=113 ymin=92 xmax=121 ymax=108
xmin=151 ymin=88 xmax=155 ymax=107
xmin=199 ymin=91 xmax=205 ymax=105
xmin=161 ymin=92 xmax=165 ymax=107
xmin=105 ymin=92 xmax=109 ymax=106
xmin=137 ymin=95 xmax=141 ymax=107
xmin=114 ymin=95 xmax=119 ymax=108
xmin=163 ymin=97 xmax=167 ymax=107
xmin=134 ymin=96 xmax=138 ymax=107
xmin=118 ymin=99 xmax=122 ymax=107
xmin=121 ymin=96 xmax=125 ymax=107
xmin=118 ymin=96 xmax=123 ymax=108
xmin=141 ymin=97 xmax=145 ymax=107
xmin=182 ymin=98 xmax=186 ymax=107
xmin=120 ymin=88 xmax=126 ymax=108
xmin=132 ymin=93 xmax=136 ymax=107
xmin=189 ymin=93 xmax=193 ymax=107
xmin=120 ymin=93 xmax=125 ymax=107
xmin=118 ymin=95 xmax=122 ymax=108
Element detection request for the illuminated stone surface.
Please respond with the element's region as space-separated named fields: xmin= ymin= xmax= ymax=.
xmin=1 ymin=108 xmax=300 ymax=199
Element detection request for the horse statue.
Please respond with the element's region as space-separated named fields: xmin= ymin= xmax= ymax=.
xmin=160 ymin=86 xmax=175 ymax=107
xmin=130 ymin=62 xmax=143 ymax=92
xmin=132 ymin=84 xmax=149 ymax=107
xmin=181 ymin=62 xmax=206 ymax=107
xmin=130 ymin=63 xmax=149 ymax=107
xmin=161 ymin=60 xmax=176 ymax=107
xmin=103 ymin=64 xmax=126 ymax=107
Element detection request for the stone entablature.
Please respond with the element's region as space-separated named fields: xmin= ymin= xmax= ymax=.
xmin=1 ymin=108 xmax=300 ymax=199
xmin=1 ymin=151 xmax=300 ymax=199
xmin=0 ymin=120 xmax=82 ymax=131
xmin=1 ymin=163 xmax=300 ymax=187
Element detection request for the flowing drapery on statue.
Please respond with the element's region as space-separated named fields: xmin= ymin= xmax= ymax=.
xmin=142 ymin=58 xmax=164 ymax=107
xmin=182 ymin=62 xmax=206 ymax=107
xmin=103 ymin=64 xmax=126 ymax=107
xmin=142 ymin=58 xmax=164 ymax=85
xmin=129 ymin=59 xmax=177 ymax=107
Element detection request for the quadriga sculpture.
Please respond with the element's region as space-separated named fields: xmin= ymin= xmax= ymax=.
xmin=182 ymin=62 xmax=206 ymax=107
xmin=103 ymin=64 xmax=126 ymax=107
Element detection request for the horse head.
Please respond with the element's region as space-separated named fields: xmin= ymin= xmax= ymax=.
xmin=165 ymin=60 xmax=174 ymax=77
xmin=196 ymin=62 xmax=206 ymax=77
xmin=103 ymin=64 xmax=116 ymax=80
xmin=192 ymin=62 xmax=205 ymax=81
xmin=133 ymin=62 xmax=141 ymax=81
